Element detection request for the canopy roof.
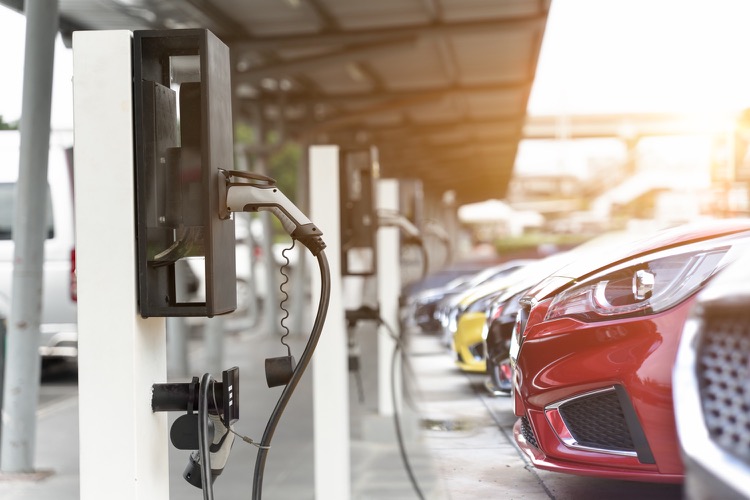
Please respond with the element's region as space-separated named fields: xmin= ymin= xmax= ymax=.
xmin=2 ymin=0 xmax=550 ymax=203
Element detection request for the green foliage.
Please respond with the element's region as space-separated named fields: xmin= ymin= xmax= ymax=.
xmin=234 ymin=123 xmax=301 ymax=203
xmin=268 ymin=141 xmax=301 ymax=202
xmin=0 ymin=115 xmax=19 ymax=130
xmin=234 ymin=122 xmax=302 ymax=241
xmin=234 ymin=121 xmax=254 ymax=145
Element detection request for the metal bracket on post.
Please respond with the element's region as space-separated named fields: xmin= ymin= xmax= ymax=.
xmin=151 ymin=367 xmax=239 ymax=491
xmin=152 ymin=367 xmax=239 ymax=426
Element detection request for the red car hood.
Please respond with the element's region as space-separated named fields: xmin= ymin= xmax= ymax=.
xmin=522 ymin=219 xmax=750 ymax=303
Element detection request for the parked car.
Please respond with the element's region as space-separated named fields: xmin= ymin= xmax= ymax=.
xmin=673 ymin=251 xmax=750 ymax=499
xmin=484 ymin=231 xmax=655 ymax=396
xmin=400 ymin=266 xmax=485 ymax=332
xmin=0 ymin=131 xmax=77 ymax=360
xmin=451 ymin=278 xmax=521 ymax=373
xmin=484 ymin=252 xmax=579 ymax=394
xmin=434 ymin=261 xmax=532 ymax=346
xmin=510 ymin=219 xmax=750 ymax=483
xmin=402 ymin=259 xmax=531 ymax=333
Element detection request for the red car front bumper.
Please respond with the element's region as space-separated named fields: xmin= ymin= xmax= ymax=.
xmin=512 ymin=298 xmax=691 ymax=483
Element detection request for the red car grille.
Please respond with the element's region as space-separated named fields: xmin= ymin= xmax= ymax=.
xmin=558 ymin=390 xmax=636 ymax=453
xmin=520 ymin=416 xmax=538 ymax=449
xmin=697 ymin=310 xmax=750 ymax=466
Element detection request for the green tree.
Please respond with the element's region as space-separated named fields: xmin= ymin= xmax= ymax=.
xmin=234 ymin=122 xmax=302 ymax=241
xmin=234 ymin=122 xmax=301 ymax=204
xmin=0 ymin=115 xmax=19 ymax=130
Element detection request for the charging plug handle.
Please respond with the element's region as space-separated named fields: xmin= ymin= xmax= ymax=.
xmin=219 ymin=169 xmax=326 ymax=256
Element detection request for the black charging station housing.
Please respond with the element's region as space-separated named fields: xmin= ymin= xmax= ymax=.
xmin=339 ymin=148 xmax=378 ymax=276
xmin=133 ymin=29 xmax=236 ymax=317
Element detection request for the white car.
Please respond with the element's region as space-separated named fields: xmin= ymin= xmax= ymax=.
xmin=0 ymin=130 xmax=78 ymax=359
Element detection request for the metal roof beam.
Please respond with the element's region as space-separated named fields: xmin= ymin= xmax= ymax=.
xmin=228 ymin=14 xmax=547 ymax=51
xmin=233 ymin=35 xmax=417 ymax=84
xmin=178 ymin=0 xmax=249 ymax=36
xmin=306 ymin=0 xmax=340 ymax=30
xmin=245 ymin=81 xmax=529 ymax=106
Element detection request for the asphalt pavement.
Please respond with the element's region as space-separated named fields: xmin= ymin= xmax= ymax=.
xmin=0 ymin=318 xmax=684 ymax=500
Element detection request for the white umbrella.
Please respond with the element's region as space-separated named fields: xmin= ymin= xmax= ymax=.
xmin=457 ymin=199 xmax=514 ymax=223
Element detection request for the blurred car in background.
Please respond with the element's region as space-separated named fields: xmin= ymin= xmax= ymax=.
xmin=510 ymin=220 xmax=750 ymax=483
xmin=451 ymin=277 xmax=523 ymax=373
xmin=483 ymin=252 xmax=578 ymax=394
xmin=673 ymin=251 xmax=750 ymax=499
xmin=484 ymin=231 xmax=654 ymax=396
xmin=401 ymin=261 xmax=485 ymax=298
xmin=0 ymin=131 xmax=78 ymax=361
xmin=433 ymin=260 xmax=532 ymax=346
xmin=402 ymin=259 xmax=531 ymax=334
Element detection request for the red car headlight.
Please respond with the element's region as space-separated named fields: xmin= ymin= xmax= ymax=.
xmin=545 ymin=246 xmax=732 ymax=323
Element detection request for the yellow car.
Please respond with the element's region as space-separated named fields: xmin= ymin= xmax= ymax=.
xmin=451 ymin=279 xmax=516 ymax=373
xmin=452 ymin=310 xmax=488 ymax=373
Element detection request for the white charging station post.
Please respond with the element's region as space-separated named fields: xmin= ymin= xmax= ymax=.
xmin=73 ymin=31 xmax=170 ymax=500
xmin=377 ymin=179 xmax=402 ymax=416
xmin=309 ymin=145 xmax=351 ymax=499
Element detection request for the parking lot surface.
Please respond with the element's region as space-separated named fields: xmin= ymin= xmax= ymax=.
xmin=0 ymin=322 xmax=684 ymax=499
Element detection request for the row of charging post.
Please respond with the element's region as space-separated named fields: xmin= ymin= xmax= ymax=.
xmin=73 ymin=28 xmax=417 ymax=500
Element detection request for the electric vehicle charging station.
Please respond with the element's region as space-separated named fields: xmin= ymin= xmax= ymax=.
xmin=73 ymin=28 xmax=334 ymax=500
xmin=73 ymin=24 xmax=428 ymax=500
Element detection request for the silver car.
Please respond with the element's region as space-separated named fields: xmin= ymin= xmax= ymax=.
xmin=673 ymin=250 xmax=750 ymax=499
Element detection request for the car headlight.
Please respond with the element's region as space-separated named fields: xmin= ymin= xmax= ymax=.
xmin=509 ymin=306 xmax=528 ymax=365
xmin=545 ymin=246 xmax=731 ymax=323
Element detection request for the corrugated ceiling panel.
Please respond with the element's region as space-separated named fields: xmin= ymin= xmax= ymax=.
xmin=451 ymin=31 xmax=535 ymax=84
xmin=214 ymin=0 xmax=321 ymax=35
xmin=305 ymin=64 xmax=375 ymax=94
xmin=367 ymin=39 xmax=448 ymax=90
xmin=323 ymin=0 xmax=431 ymax=30
xmin=464 ymin=89 xmax=527 ymax=118
xmin=441 ymin=0 xmax=543 ymax=21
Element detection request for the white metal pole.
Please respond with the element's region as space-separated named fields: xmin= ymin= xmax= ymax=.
xmin=309 ymin=145 xmax=350 ymax=499
xmin=167 ymin=317 xmax=189 ymax=378
xmin=73 ymin=30 xmax=169 ymax=500
xmin=167 ymin=263 xmax=190 ymax=378
xmin=204 ymin=316 xmax=224 ymax=374
xmin=1 ymin=0 xmax=58 ymax=473
xmin=377 ymin=179 xmax=402 ymax=416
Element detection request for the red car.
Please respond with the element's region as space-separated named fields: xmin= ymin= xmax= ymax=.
xmin=509 ymin=220 xmax=750 ymax=483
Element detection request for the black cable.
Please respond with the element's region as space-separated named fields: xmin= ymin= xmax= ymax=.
xmin=402 ymin=241 xmax=429 ymax=282
xmin=252 ymin=250 xmax=331 ymax=500
xmin=378 ymin=319 xmax=422 ymax=408
xmin=379 ymin=318 xmax=424 ymax=500
xmin=423 ymin=219 xmax=452 ymax=268
xmin=389 ymin=325 xmax=426 ymax=500
xmin=199 ymin=372 xmax=215 ymax=500
xmin=278 ymin=241 xmax=295 ymax=357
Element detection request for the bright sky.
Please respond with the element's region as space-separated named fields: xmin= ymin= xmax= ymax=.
xmin=4 ymin=2 xmax=750 ymax=134
xmin=529 ymin=0 xmax=750 ymax=115
xmin=0 ymin=7 xmax=73 ymax=130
